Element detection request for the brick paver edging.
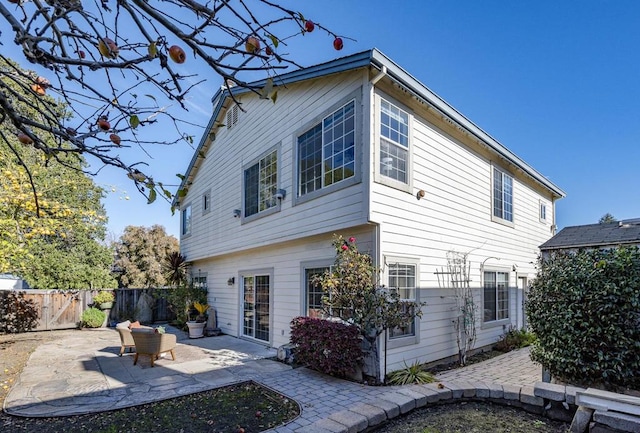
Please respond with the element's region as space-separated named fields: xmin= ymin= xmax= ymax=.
xmin=268 ymin=381 xmax=584 ymax=433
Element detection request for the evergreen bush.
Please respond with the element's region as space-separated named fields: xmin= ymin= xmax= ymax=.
xmin=81 ymin=307 xmax=106 ymax=328
xmin=526 ymin=247 xmax=640 ymax=389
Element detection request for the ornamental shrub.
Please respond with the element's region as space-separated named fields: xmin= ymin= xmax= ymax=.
xmin=290 ymin=316 xmax=363 ymax=378
xmin=81 ymin=307 xmax=106 ymax=328
xmin=494 ymin=327 xmax=537 ymax=353
xmin=0 ymin=291 xmax=39 ymax=333
xmin=526 ymin=247 xmax=640 ymax=390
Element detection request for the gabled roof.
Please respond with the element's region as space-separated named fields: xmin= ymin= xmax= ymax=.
xmin=540 ymin=219 xmax=640 ymax=250
xmin=174 ymin=48 xmax=566 ymax=206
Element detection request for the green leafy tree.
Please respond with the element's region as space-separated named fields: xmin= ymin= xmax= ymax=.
xmin=113 ymin=225 xmax=179 ymax=287
xmin=527 ymin=247 xmax=640 ymax=390
xmin=599 ymin=213 xmax=617 ymax=224
xmin=1 ymin=1 xmax=346 ymax=204
xmin=1 ymin=57 xmax=116 ymax=289
xmin=315 ymin=235 xmax=425 ymax=383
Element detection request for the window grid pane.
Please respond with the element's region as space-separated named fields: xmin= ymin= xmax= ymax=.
xmin=323 ymin=101 xmax=356 ymax=187
xmin=388 ymin=263 xmax=416 ymax=339
xmin=181 ymin=205 xmax=191 ymax=235
xmin=380 ymin=100 xmax=409 ymax=184
xmin=245 ymin=150 xmax=278 ymax=217
xmin=298 ymin=124 xmax=323 ymax=195
xmin=298 ymin=101 xmax=355 ymax=196
xmin=305 ymin=267 xmax=329 ymax=318
xmin=483 ymin=271 xmax=509 ymax=322
xmin=493 ymin=168 xmax=514 ymax=222
xmin=258 ymin=151 xmax=278 ymax=212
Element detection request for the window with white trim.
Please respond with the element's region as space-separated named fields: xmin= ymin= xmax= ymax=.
xmin=304 ymin=266 xmax=330 ymax=318
xmin=298 ymin=100 xmax=355 ymax=196
xmin=244 ymin=149 xmax=278 ymax=218
xmin=539 ymin=201 xmax=547 ymax=222
xmin=483 ymin=271 xmax=509 ymax=322
xmin=380 ymin=99 xmax=410 ymax=183
xmin=181 ymin=204 xmax=191 ymax=236
xmin=493 ymin=167 xmax=513 ymax=222
xmin=388 ymin=262 xmax=417 ymax=340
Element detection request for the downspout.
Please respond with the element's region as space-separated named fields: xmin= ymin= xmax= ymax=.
xmin=369 ymin=65 xmax=387 ymax=383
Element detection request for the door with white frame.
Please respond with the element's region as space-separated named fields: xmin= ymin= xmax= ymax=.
xmin=241 ymin=273 xmax=271 ymax=342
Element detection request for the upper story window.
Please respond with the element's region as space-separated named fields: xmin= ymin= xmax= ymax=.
xmin=539 ymin=201 xmax=547 ymax=223
xmin=380 ymin=99 xmax=410 ymax=184
xmin=244 ymin=149 xmax=278 ymax=218
xmin=493 ymin=167 xmax=513 ymax=223
xmin=483 ymin=271 xmax=509 ymax=323
xmin=181 ymin=204 xmax=192 ymax=236
xmin=298 ymin=100 xmax=355 ymax=196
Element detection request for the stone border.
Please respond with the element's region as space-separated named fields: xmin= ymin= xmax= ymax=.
xmin=289 ymin=381 xmax=640 ymax=433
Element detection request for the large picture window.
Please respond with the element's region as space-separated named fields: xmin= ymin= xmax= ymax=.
xmin=483 ymin=271 xmax=509 ymax=322
xmin=244 ymin=149 xmax=278 ymax=217
xmin=493 ymin=167 xmax=513 ymax=222
xmin=298 ymin=100 xmax=355 ymax=196
xmin=380 ymin=99 xmax=409 ymax=183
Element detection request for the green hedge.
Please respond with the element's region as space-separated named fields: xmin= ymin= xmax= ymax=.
xmin=526 ymin=247 xmax=640 ymax=389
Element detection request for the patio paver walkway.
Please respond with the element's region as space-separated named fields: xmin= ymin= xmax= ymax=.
xmin=3 ymin=327 xmax=542 ymax=433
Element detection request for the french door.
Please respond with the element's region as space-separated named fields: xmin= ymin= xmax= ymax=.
xmin=242 ymin=275 xmax=270 ymax=342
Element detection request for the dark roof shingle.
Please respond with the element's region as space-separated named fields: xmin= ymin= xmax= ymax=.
xmin=540 ymin=219 xmax=640 ymax=250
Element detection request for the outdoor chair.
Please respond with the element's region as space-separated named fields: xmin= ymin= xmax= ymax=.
xmin=131 ymin=328 xmax=177 ymax=367
xmin=115 ymin=320 xmax=152 ymax=356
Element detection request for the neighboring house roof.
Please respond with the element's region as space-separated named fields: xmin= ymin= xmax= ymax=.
xmin=539 ymin=219 xmax=640 ymax=250
xmin=174 ymin=48 xmax=566 ymax=206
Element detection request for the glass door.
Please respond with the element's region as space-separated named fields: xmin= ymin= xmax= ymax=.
xmin=242 ymin=275 xmax=270 ymax=342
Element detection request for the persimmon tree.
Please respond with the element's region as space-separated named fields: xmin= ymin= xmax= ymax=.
xmin=315 ymin=235 xmax=425 ymax=383
xmin=0 ymin=0 xmax=346 ymax=205
xmin=1 ymin=59 xmax=116 ymax=289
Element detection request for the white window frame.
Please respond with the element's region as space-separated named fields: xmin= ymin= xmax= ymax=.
xmin=294 ymin=92 xmax=361 ymax=206
xmin=482 ymin=270 xmax=510 ymax=326
xmin=375 ymin=94 xmax=412 ymax=193
xmin=181 ymin=203 xmax=192 ymax=237
xmin=239 ymin=268 xmax=273 ymax=344
xmin=539 ymin=200 xmax=547 ymax=223
xmin=491 ymin=165 xmax=514 ymax=226
xmin=301 ymin=259 xmax=333 ymax=319
xmin=385 ymin=256 xmax=420 ymax=349
xmin=242 ymin=147 xmax=280 ymax=221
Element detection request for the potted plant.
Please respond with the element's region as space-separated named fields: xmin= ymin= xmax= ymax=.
xmin=186 ymin=301 xmax=208 ymax=338
xmin=94 ymin=291 xmax=115 ymax=310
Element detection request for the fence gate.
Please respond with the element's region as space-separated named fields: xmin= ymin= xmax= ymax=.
xmin=20 ymin=290 xmax=87 ymax=330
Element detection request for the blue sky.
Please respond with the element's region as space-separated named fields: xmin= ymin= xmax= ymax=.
xmin=6 ymin=1 xmax=640 ymax=239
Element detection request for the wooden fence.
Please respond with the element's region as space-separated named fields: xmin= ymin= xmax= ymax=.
xmin=1 ymin=288 xmax=176 ymax=331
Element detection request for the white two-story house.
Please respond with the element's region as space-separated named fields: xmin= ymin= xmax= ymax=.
xmin=175 ymin=48 xmax=565 ymax=378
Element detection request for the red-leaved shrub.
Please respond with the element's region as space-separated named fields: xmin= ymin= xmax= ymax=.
xmin=290 ymin=316 xmax=362 ymax=378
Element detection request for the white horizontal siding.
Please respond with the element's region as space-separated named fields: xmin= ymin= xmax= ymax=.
xmin=371 ymin=90 xmax=554 ymax=374
xmin=188 ymin=228 xmax=375 ymax=348
xmin=181 ymin=70 xmax=370 ymax=261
